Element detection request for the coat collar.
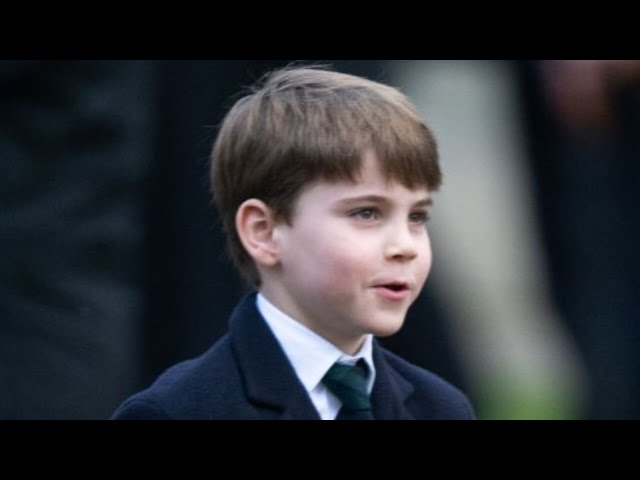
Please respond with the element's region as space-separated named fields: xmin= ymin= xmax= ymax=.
xmin=229 ymin=293 xmax=320 ymax=419
xmin=371 ymin=342 xmax=416 ymax=420
xmin=229 ymin=292 xmax=415 ymax=420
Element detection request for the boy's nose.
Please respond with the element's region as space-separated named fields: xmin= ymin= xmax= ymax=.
xmin=384 ymin=226 xmax=419 ymax=261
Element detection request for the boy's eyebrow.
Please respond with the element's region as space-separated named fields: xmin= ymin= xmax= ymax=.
xmin=334 ymin=194 xmax=433 ymax=207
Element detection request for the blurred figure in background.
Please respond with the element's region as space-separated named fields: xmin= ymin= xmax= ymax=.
xmin=518 ymin=60 xmax=640 ymax=419
xmin=390 ymin=60 xmax=588 ymax=419
xmin=0 ymin=61 xmax=156 ymax=418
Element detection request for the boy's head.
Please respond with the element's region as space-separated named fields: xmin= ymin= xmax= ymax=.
xmin=211 ymin=65 xmax=442 ymax=290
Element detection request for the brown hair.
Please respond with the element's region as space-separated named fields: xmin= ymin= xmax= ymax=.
xmin=210 ymin=65 xmax=441 ymax=288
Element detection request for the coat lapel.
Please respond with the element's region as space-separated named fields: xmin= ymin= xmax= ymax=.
xmin=371 ymin=341 xmax=415 ymax=420
xmin=229 ymin=293 xmax=320 ymax=420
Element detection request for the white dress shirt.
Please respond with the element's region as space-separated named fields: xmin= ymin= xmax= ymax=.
xmin=256 ymin=293 xmax=376 ymax=420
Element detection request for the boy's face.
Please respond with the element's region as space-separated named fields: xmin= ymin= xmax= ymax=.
xmin=263 ymin=151 xmax=433 ymax=355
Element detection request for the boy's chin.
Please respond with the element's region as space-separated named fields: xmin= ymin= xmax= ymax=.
xmin=367 ymin=318 xmax=406 ymax=338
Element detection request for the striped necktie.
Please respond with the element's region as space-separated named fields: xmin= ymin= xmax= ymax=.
xmin=322 ymin=359 xmax=375 ymax=420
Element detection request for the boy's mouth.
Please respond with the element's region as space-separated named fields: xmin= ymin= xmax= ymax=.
xmin=373 ymin=281 xmax=410 ymax=300
xmin=378 ymin=282 xmax=409 ymax=292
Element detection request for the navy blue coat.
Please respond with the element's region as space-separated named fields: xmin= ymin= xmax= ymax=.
xmin=111 ymin=293 xmax=475 ymax=420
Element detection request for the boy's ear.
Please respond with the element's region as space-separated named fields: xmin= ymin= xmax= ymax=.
xmin=235 ymin=199 xmax=280 ymax=267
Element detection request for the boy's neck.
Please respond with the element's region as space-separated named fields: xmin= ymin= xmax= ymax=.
xmin=258 ymin=287 xmax=367 ymax=356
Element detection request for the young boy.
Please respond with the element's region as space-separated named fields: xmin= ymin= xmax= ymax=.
xmin=112 ymin=66 xmax=475 ymax=420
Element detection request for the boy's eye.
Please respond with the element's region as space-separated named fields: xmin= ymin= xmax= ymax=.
xmin=351 ymin=208 xmax=379 ymax=220
xmin=409 ymin=211 xmax=430 ymax=225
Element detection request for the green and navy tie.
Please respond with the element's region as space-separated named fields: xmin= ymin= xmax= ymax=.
xmin=322 ymin=359 xmax=375 ymax=420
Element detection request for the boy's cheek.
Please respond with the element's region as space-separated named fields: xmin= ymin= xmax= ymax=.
xmin=313 ymin=258 xmax=366 ymax=295
xmin=327 ymin=249 xmax=371 ymax=277
xmin=416 ymin=258 xmax=432 ymax=288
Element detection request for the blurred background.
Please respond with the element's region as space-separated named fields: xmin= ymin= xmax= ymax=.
xmin=1 ymin=60 xmax=638 ymax=419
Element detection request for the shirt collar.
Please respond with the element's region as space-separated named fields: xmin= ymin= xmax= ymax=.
xmin=256 ymin=292 xmax=376 ymax=394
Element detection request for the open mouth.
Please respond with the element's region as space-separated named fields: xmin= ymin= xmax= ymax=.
xmin=383 ymin=283 xmax=408 ymax=292
xmin=374 ymin=282 xmax=410 ymax=301
xmin=376 ymin=282 xmax=409 ymax=292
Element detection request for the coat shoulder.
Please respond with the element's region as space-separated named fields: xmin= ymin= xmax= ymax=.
xmin=111 ymin=334 xmax=251 ymax=419
xmin=379 ymin=347 xmax=476 ymax=419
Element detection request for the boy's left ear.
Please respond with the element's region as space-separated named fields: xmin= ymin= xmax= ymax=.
xmin=235 ymin=198 xmax=280 ymax=267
